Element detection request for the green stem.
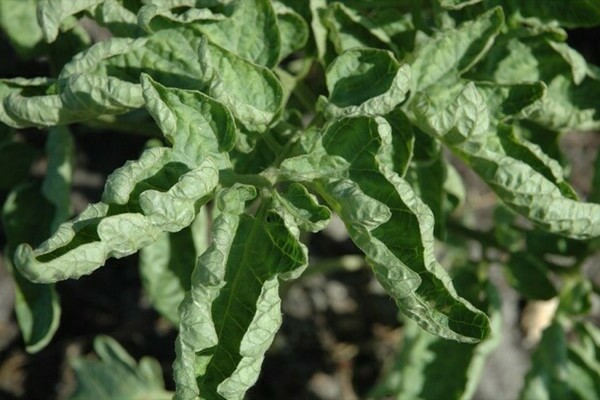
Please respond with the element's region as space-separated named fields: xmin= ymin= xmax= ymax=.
xmin=262 ymin=130 xmax=283 ymax=153
xmin=272 ymin=136 xmax=300 ymax=167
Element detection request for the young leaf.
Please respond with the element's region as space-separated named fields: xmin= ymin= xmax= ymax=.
xmin=173 ymin=185 xmax=308 ymax=399
xmin=70 ymin=335 xmax=172 ymax=400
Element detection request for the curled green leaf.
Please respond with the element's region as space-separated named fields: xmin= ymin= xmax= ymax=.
xmin=318 ymin=48 xmax=411 ymax=118
xmin=322 ymin=2 xmax=396 ymax=55
xmin=199 ymin=38 xmax=284 ymax=132
xmin=142 ymin=73 xmax=236 ymax=169
xmin=283 ymin=116 xmax=490 ymax=342
xmin=139 ymin=0 xmax=281 ymax=68
xmin=274 ymin=2 xmax=309 ymax=61
xmin=38 ymin=0 xmax=105 ymax=42
xmin=272 ymin=182 xmax=331 ymax=232
xmin=174 ymin=185 xmax=308 ymax=399
xmin=410 ymin=7 xmax=504 ymax=91
xmin=412 ymin=81 xmax=600 ymax=239
xmin=14 ymin=149 xmax=218 ymax=283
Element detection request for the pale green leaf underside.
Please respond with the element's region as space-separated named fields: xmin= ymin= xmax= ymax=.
xmin=0 ymin=77 xmax=61 ymax=128
xmin=14 ymin=149 xmax=218 ymax=283
xmin=282 ymin=116 xmax=490 ymax=342
xmin=188 ymin=0 xmax=281 ymax=68
xmin=70 ymin=335 xmax=172 ymax=400
xmin=309 ymin=0 xmax=328 ymax=60
xmin=174 ymin=185 xmax=308 ymax=400
xmin=531 ymin=74 xmax=600 ymax=132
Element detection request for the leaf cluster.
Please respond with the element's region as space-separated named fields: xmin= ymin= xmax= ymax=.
xmin=1 ymin=0 xmax=600 ymax=399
